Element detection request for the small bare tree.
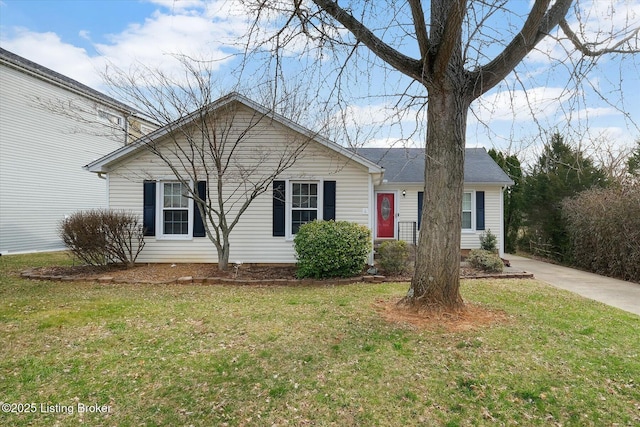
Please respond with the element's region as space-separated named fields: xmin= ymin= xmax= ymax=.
xmin=103 ymin=55 xmax=315 ymax=270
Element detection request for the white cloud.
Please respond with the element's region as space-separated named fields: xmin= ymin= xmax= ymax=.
xmin=94 ymin=12 xmax=238 ymax=68
xmin=470 ymin=86 xmax=572 ymax=124
xmin=573 ymin=106 xmax=619 ymax=119
xmin=1 ymin=1 xmax=250 ymax=90
xmin=332 ymin=102 xmax=427 ymax=129
xmin=145 ymin=0 xmax=206 ymax=12
xmin=363 ymin=137 xmax=421 ymax=148
xmin=1 ymin=29 xmax=104 ymax=87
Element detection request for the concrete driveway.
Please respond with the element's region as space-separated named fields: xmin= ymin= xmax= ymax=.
xmin=506 ymin=254 xmax=640 ymax=316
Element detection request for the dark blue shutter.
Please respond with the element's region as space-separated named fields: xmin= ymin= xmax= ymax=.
xmin=476 ymin=191 xmax=485 ymax=231
xmin=193 ymin=181 xmax=206 ymax=237
xmin=143 ymin=181 xmax=156 ymax=236
xmin=417 ymin=191 xmax=424 ymax=230
xmin=273 ymin=181 xmax=286 ymax=236
xmin=323 ymin=181 xmax=336 ymax=221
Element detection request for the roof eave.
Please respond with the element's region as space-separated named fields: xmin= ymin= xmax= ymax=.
xmin=0 ymin=48 xmax=136 ymax=115
xmin=465 ymin=180 xmax=515 ymax=186
xmin=376 ymin=180 xmax=513 ymax=186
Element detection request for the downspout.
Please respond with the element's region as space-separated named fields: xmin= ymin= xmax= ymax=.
xmin=500 ymin=185 xmax=506 ymax=258
xmin=123 ymin=112 xmax=131 ymax=146
xmin=368 ymin=173 xmax=375 ymax=265
xmin=96 ymin=171 xmax=109 ymax=208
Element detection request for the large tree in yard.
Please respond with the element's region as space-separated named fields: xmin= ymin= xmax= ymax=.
xmin=242 ymin=0 xmax=640 ymax=310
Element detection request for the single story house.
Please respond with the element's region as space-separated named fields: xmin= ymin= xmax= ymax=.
xmin=86 ymin=93 xmax=513 ymax=264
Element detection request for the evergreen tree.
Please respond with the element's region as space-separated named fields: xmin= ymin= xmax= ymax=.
xmin=522 ymin=133 xmax=609 ymax=262
xmin=488 ymin=149 xmax=523 ymax=254
xmin=627 ymin=139 xmax=640 ymax=177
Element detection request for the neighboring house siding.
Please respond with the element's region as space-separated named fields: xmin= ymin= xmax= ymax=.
xmin=0 ymin=61 xmax=125 ymax=254
xmin=106 ymin=106 xmax=372 ymax=263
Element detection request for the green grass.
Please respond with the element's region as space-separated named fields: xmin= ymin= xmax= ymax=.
xmin=1 ymin=252 xmax=639 ymax=426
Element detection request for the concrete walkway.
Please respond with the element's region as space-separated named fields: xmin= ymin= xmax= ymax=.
xmin=506 ymin=254 xmax=640 ymax=316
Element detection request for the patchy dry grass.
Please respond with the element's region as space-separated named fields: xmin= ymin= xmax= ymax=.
xmin=1 ymin=252 xmax=639 ymax=426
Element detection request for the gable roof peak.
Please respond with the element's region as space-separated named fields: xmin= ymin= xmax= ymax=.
xmin=85 ymin=92 xmax=383 ymax=175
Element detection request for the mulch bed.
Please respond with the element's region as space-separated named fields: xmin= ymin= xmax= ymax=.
xmin=20 ymin=263 xmax=533 ymax=285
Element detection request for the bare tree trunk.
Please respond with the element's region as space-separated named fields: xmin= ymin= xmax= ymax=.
xmin=406 ymin=87 xmax=469 ymax=310
xmin=218 ymin=238 xmax=230 ymax=271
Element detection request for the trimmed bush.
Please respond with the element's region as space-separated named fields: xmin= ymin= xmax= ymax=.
xmin=377 ymin=240 xmax=410 ymax=275
xmin=60 ymin=209 xmax=145 ymax=268
xmin=467 ymin=249 xmax=504 ymax=273
xmin=479 ymin=229 xmax=498 ymax=252
xmin=293 ymin=220 xmax=371 ymax=279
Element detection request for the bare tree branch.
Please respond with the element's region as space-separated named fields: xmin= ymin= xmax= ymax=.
xmin=468 ymin=0 xmax=572 ymax=98
xmin=560 ymin=19 xmax=640 ymax=56
xmin=431 ymin=0 xmax=467 ymax=79
xmin=407 ymin=0 xmax=430 ymax=62
xmin=309 ymin=0 xmax=423 ymax=81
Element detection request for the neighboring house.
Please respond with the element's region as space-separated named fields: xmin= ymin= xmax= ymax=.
xmin=0 ymin=48 xmax=155 ymax=254
xmin=86 ymin=93 xmax=513 ymax=265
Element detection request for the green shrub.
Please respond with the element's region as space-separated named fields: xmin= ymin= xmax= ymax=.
xmin=467 ymin=249 xmax=504 ymax=273
xmin=60 ymin=209 xmax=145 ymax=268
xmin=479 ymin=229 xmax=498 ymax=252
xmin=293 ymin=220 xmax=371 ymax=279
xmin=377 ymin=240 xmax=410 ymax=275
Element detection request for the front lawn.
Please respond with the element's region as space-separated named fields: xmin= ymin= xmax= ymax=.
xmin=1 ymin=252 xmax=638 ymax=426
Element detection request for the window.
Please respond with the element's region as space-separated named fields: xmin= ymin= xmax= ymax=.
xmin=272 ymin=180 xmax=336 ymax=238
xmin=160 ymin=182 xmax=190 ymax=237
xmin=291 ymin=182 xmax=318 ymax=234
xmin=462 ymin=192 xmax=472 ymax=229
xmin=97 ymin=109 xmax=123 ymax=127
xmin=143 ymin=181 xmax=206 ymax=239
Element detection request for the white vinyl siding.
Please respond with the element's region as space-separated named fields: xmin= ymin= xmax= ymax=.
xmin=460 ymin=185 xmax=504 ymax=254
xmin=374 ymin=183 xmax=506 ymax=256
xmin=0 ymin=59 xmax=126 ymax=254
xmin=106 ymin=105 xmax=372 ymax=263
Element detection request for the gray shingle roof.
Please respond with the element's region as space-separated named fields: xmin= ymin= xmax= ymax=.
xmin=0 ymin=47 xmax=134 ymax=113
xmin=355 ymin=147 xmax=514 ymax=185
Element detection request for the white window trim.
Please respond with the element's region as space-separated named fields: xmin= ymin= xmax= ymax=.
xmin=285 ymin=179 xmax=323 ymax=240
xmin=156 ymin=180 xmax=193 ymax=240
xmin=462 ymin=190 xmax=474 ymax=232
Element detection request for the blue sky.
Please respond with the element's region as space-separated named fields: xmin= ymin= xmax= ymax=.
xmin=1 ymin=0 xmax=639 ymax=166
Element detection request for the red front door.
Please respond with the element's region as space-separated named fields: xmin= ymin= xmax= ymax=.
xmin=376 ymin=193 xmax=395 ymax=238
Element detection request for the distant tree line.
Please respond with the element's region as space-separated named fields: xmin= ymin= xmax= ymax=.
xmin=490 ymin=135 xmax=640 ymax=282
